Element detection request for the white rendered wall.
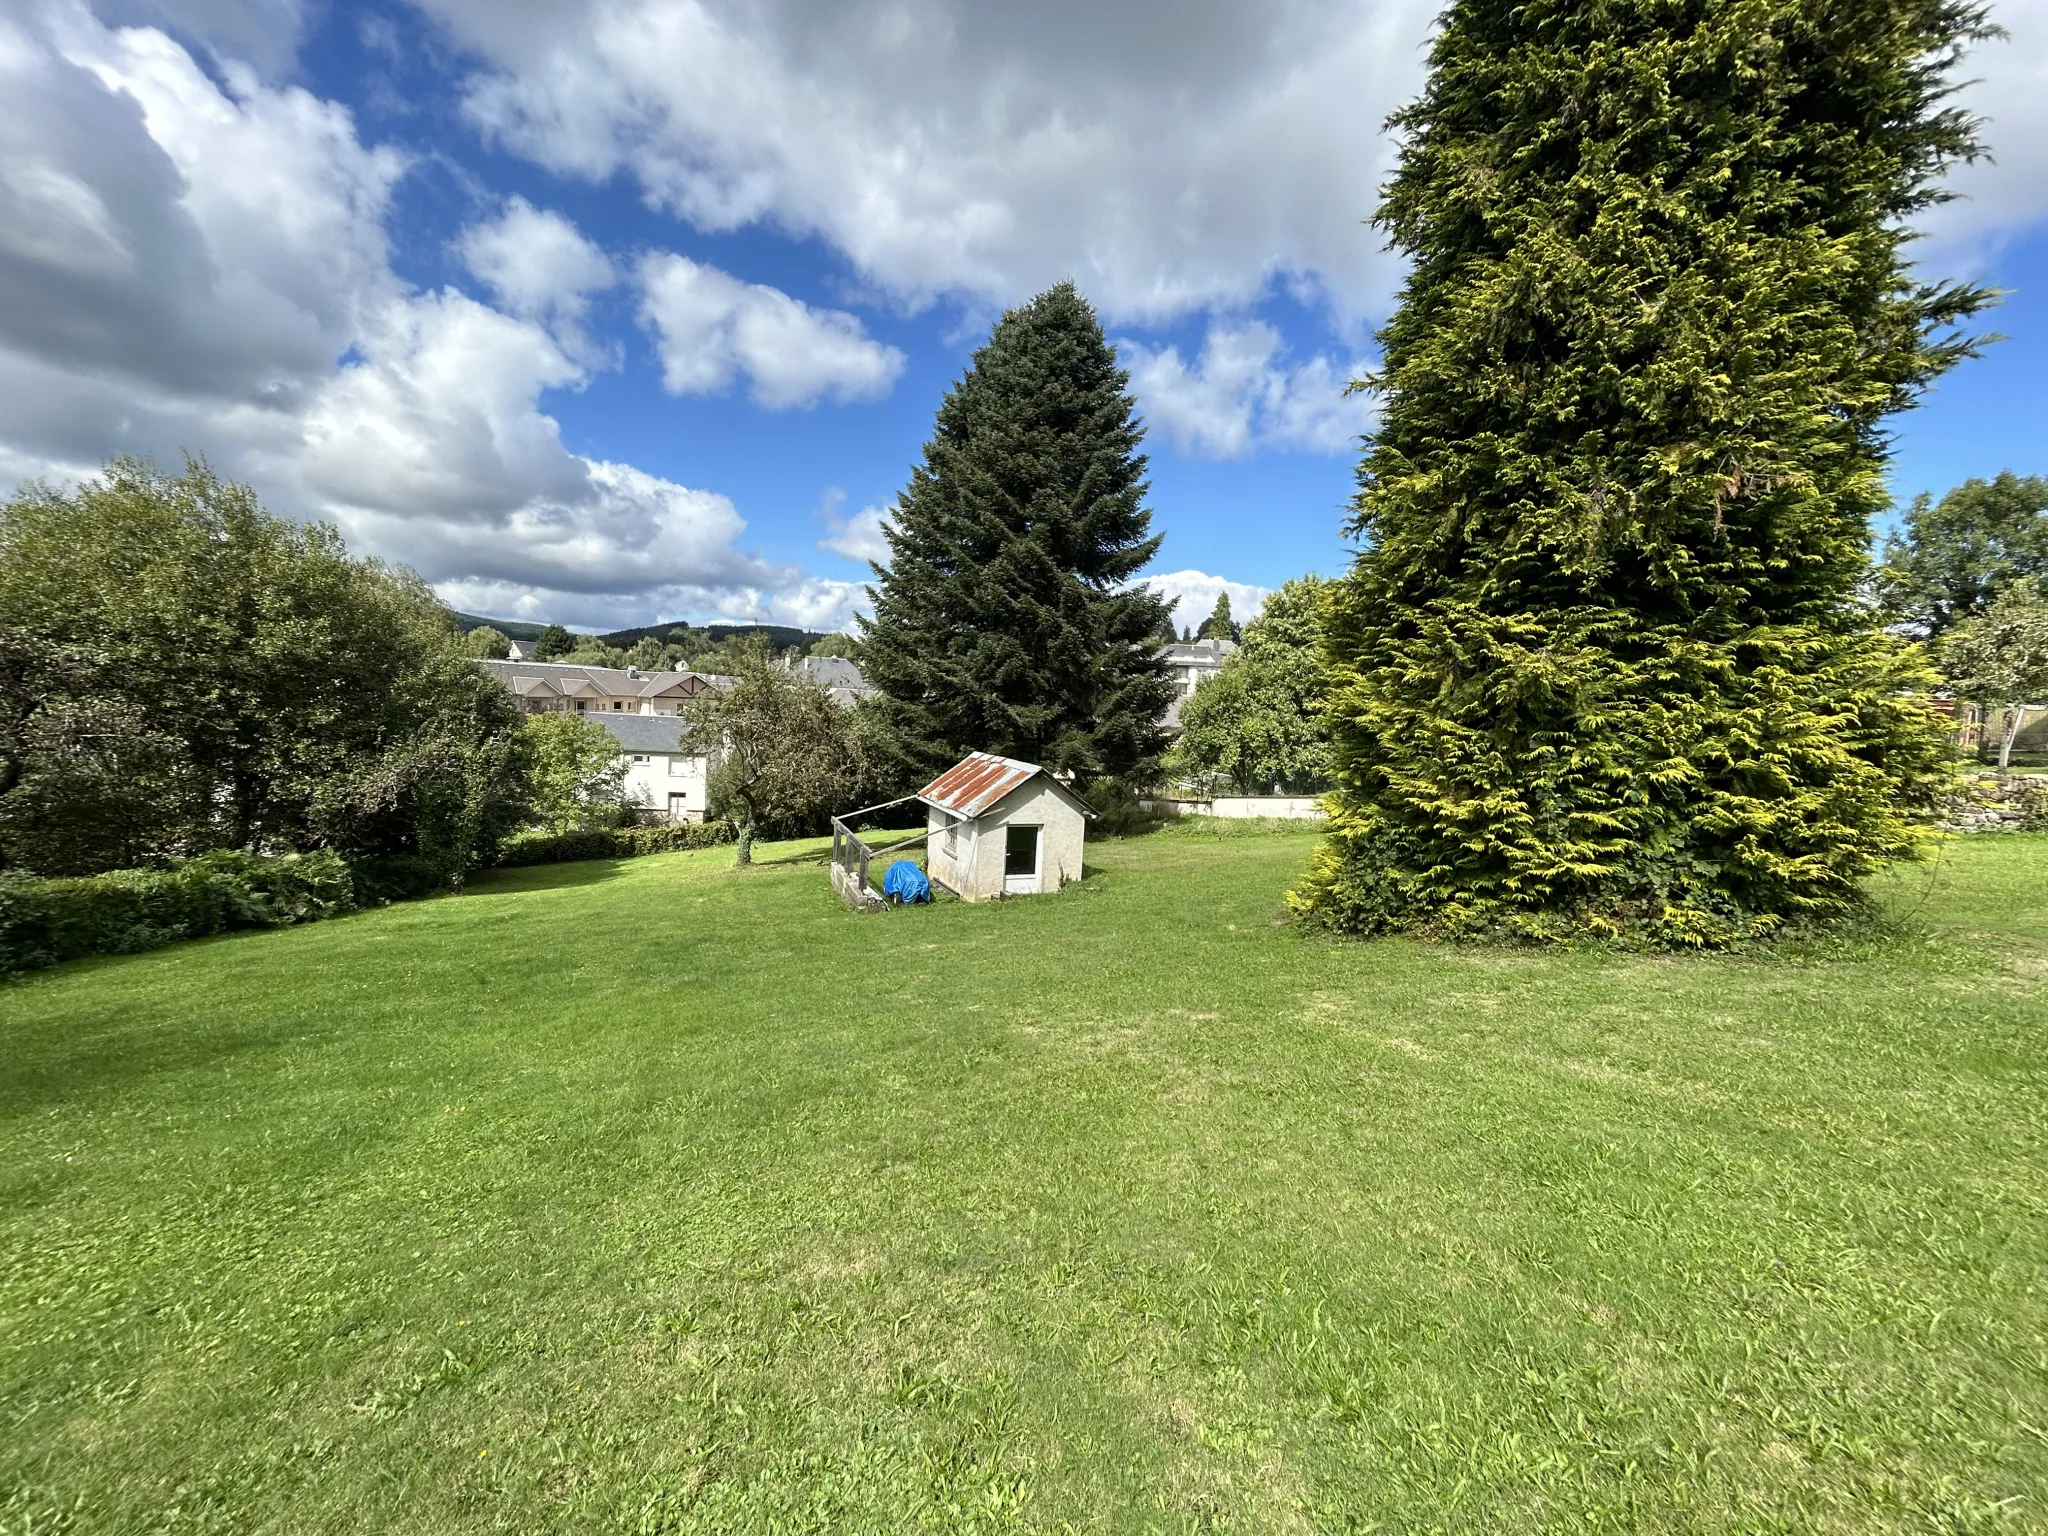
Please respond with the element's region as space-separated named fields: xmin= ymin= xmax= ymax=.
xmin=623 ymin=753 xmax=710 ymax=822
xmin=930 ymin=779 xmax=1087 ymax=900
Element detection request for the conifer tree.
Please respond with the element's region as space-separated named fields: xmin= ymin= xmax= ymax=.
xmin=1195 ymin=593 xmax=1240 ymax=643
xmin=1296 ymin=0 xmax=1991 ymax=945
xmin=861 ymin=283 xmax=1175 ymax=784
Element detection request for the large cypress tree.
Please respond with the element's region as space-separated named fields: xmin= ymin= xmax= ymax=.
xmin=861 ymin=283 xmax=1175 ymax=784
xmin=1295 ymin=0 xmax=1992 ymax=946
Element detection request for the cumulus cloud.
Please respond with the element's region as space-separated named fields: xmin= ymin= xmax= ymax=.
xmin=817 ymin=494 xmax=896 ymax=565
xmin=407 ymin=0 xmax=2048 ymax=329
xmin=458 ymin=195 xmax=616 ymax=356
xmin=0 ymin=7 xmax=862 ymax=631
xmin=637 ymin=251 xmax=905 ymax=408
xmin=0 ymin=6 xmax=401 ymax=418
xmin=1916 ymin=13 xmax=2048 ymax=277
xmin=408 ymin=0 xmax=1436 ymax=323
xmin=1139 ymin=569 xmax=1272 ymax=634
xmin=1123 ymin=322 xmax=1371 ymax=458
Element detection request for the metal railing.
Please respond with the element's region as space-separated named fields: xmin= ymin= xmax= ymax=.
xmin=828 ymin=795 xmax=927 ymax=910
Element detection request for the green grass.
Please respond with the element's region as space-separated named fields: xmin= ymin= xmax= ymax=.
xmin=3 ymin=827 xmax=2046 ymax=1534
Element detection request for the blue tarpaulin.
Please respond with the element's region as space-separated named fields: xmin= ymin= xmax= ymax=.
xmin=883 ymin=860 xmax=932 ymax=904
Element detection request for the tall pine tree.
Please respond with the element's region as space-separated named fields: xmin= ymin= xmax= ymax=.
xmin=1296 ymin=0 xmax=1992 ymax=946
xmin=861 ymin=284 xmax=1175 ymax=785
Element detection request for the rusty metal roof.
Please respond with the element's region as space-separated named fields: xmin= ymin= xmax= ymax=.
xmin=917 ymin=753 xmax=1046 ymax=819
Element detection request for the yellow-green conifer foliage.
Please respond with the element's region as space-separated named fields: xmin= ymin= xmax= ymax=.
xmin=1296 ymin=0 xmax=1989 ymax=945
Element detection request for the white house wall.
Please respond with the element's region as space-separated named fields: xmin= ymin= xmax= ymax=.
xmin=622 ymin=753 xmax=710 ymax=822
xmin=928 ymin=778 xmax=1086 ymax=900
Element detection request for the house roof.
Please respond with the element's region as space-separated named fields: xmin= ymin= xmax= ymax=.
xmin=594 ymin=714 xmax=693 ymax=753
xmin=917 ymin=752 xmax=1094 ymax=820
xmin=476 ymin=659 xmax=727 ymax=698
xmin=1160 ymin=639 xmax=1236 ymax=665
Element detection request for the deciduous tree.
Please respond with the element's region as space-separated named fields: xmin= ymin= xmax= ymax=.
xmin=1876 ymin=472 xmax=2048 ymax=638
xmin=1167 ymin=578 xmax=1333 ymax=795
xmin=1942 ymin=581 xmax=2048 ymax=770
xmin=518 ymin=713 xmax=634 ymax=831
xmin=0 ymin=459 xmax=524 ymax=885
xmin=684 ymin=641 xmax=862 ymax=864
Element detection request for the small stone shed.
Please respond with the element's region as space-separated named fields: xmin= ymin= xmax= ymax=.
xmin=919 ymin=753 xmax=1092 ymax=900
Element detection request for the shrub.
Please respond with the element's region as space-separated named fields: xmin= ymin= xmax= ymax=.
xmin=492 ymin=821 xmax=733 ymax=868
xmin=0 ymin=849 xmax=355 ymax=976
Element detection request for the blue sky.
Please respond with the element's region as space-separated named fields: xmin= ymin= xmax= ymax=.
xmin=3 ymin=0 xmax=2044 ymax=633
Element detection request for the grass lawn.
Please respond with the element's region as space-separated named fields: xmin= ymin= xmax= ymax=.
xmin=3 ymin=826 xmax=2046 ymax=1533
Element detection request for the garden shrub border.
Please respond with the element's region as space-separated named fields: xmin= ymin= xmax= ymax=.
xmin=490 ymin=821 xmax=734 ymax=868
xmin=0 ymin=849 xmax=356 ymax=977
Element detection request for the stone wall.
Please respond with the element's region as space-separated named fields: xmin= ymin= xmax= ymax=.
xmin=1938 ymin=773 xmax=2048 ymax=834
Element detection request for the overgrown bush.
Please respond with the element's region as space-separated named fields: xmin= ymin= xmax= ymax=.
xmin=1083 ymin=777 xmax=1165 ymax=839
xmin=492 ymin=821 xmax=733 ymax=868
xmin=0 ymin=849 xmax=355 ymax=976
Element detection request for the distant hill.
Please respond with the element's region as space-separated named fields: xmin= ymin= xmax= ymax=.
xmin=450 ymin=612 xmax=836 ymax=653
xmin=451 ymin=612 xmax=550 ymax=642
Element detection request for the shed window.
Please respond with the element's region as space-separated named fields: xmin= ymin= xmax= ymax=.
xmin=1004 ymin=824 xmax=1040 ymax=878
xmin=631 ymin=754 xmax=651 ymax=764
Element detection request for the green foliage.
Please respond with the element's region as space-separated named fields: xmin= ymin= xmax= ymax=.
xmin=1149 ymin=603 xmax=1182 ymax=647
xmin=561 ymin=640 xmax=628 ymax=668
xmin=805 ymin=632 xmax=861 ymax=660
xmin=462 ymin=625 xmax=513 ymax=659
xmin=624 ymin=635 xmax=667 ymax=670
xmin=531 ymin=623 xmax=573 ymax=661
xmin=860 ymin=283 xmax=1176 ymax=788
xmin=0 ymin=459 xmax=526 ymax=885
xmin=0 ymin=848 xmax=353 ymax=975
xmin=518 ymin=712 xmax=634 ymax=833
xmin=1876 ymin=472 xmax=2048 ymax=638
xmin=491 ymin=820 xmax=733 ymax=868
xmin=1298 ymin=0 xmax=1989 ymax=947
xmin=1941 ymin=580 xmax=2048 ymax=768
xmin=1167 ymin=577 xmax=1334 ymax=795
xmin=682 ymin=633 xmax=789 ymax=678
xmin=684 ymin=640 xmax=864 ymax=863
xmin=1194 ymin=592 xmax=1240 ymax=643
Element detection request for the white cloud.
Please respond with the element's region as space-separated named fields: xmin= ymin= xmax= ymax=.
xmin=1138 ymin=569 xmax=1271 ymax=634
xmin=0 ymin=8 xmax=861 ymax=631
xmin=637 ymin=251 xmax=905 ymax=408
xmin=0 ymin=6 xmax=402 ymax=411
xmin=1914 ymin=12 xmax=2048 ymax=278
xmin=818 ymin=495 xmax=895 ymax=565
xmin=458 ymin=195 xmax=615 ymax=356
xmin=406 ymin=0 xmax=2048 ymax=332
xmin=1123 ymin=321 xmax=1371 ymax=459
xmin=410 ymin=0 xmax=1436 ymax=324
xmin=93 ymin=0 xmax=311 ymax=74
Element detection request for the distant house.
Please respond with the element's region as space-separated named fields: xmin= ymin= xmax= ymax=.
xmin=919 ymin=752 xmax=1091 ymax=900
xmin=476 ymin=659 xmax=724 ymax=717
xmin=795 ymin=654 xmax=875 ymax=707
xmin=595 ymin=714 xmax=711 ymax=824
xmin=1158 ymin=638 xmax=1236 ymax=730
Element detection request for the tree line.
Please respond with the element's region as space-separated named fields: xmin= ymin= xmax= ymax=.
xmin=0 ymin=461 xmax=869 ymax=887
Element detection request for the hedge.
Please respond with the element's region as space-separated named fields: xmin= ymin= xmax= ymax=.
xmin=491 ymin=821 xmax=734 ymax=868
xmin=0 ymin=849 xmax=356 ymax=977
